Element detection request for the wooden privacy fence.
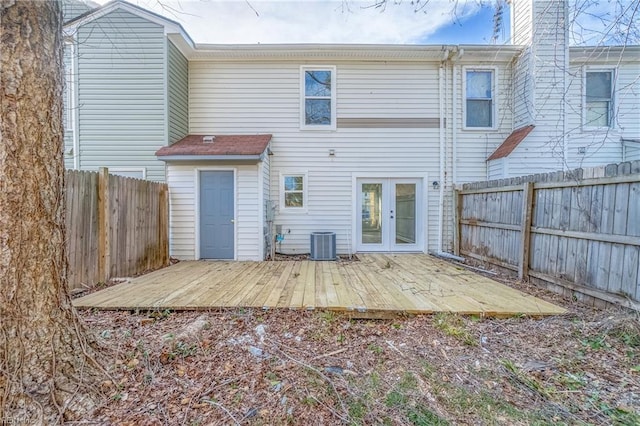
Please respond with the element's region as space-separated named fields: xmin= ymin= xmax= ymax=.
xmin=455 ymin=161 xmax=640 ymax=311
xmin=65 ymin=168 xmax=169 ymax=291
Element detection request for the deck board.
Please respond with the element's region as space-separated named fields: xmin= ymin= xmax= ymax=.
xmin=73 ymin=254 xmax=567 ymax=317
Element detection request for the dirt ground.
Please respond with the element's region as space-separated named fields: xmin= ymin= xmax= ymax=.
xmin=76 ymin=268 xmax=639 ymax=425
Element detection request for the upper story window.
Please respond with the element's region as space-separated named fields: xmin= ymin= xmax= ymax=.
xmin=585 ymin=70 xmax=614 ymax=128
xmin=465 ymin=69 xmax=495 ymax=129
xmin=301 ymin=66 xmax=336 ymax=130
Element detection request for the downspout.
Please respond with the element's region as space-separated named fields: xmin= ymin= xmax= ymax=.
xmin=436 ymin=48 xmax=465 ymax=262
xmin=437 ymin=53 xmax=446 ymax=254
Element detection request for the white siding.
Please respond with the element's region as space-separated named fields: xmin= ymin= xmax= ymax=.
xmin=564 ymin=60 xmax=639 ymax=169
xmin=512 ymin=47 xmax=534 ymax=129
xmin=167 ymin=163 xmax=262 ymax=261
xmin=487 ymin=158 xmax=505 ymax=180
xmin=625 ymin=143 xmax=640 ymax=162
xmin=190 ymin=61 xmax=443 ymax=254
xmin=76 ymin=9 xmax=167 ymax=181
xmin=616 ymin=62 xmax=640 ymax=139
xmin=511 ymin=0 xmax=533 ymax=45
xmin=505 ymin=0 xmax=568 ymax=176
xmin=454 ymin=62 xmax=514 ymax=184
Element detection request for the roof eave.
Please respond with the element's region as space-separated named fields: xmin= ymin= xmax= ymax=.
xmin=187 ymin=44 xmax=523 ymax=62
xmin=157 ymin=155 xmax=263 ymax=162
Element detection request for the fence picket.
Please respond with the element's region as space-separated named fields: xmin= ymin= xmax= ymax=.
xmin=457 ymin=162 xmax=640 ymax=310
xmin=64 ymin=169 xmax=169 ymax=291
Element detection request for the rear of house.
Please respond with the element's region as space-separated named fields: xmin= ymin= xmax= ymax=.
xmin=159 ymin=45 xmax=519 ymax=260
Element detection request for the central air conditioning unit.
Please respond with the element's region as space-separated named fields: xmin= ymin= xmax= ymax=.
xmin=310 ymin=232 xmax=336 ymax=261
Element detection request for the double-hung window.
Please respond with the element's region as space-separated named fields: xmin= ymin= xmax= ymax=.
xmin=281 ymin=173 xmax=307 ymax=211
xmin=465 ymin=69 xmax=495 ymax=129
xmin=301 ymin=66 xmax=336 ymax=130
xmin=585 ymin=70 xmax=614 ymax=128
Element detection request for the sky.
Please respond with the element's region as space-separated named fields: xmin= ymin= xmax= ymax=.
xmin=91 ymin=0 xmax=637 ymax=46
xmin=92 ymin=0 xmax=508 ymax=45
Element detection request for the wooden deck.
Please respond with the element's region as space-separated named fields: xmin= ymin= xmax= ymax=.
xmin=73 ymin=254 xmax=566 ymax=317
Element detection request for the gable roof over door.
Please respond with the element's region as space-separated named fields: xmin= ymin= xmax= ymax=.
xmin=156 ymin=135 xmax=272 ymax=162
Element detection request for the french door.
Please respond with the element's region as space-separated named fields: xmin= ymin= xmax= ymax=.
xmin=356 ymin=178 xmax=422 ymax=252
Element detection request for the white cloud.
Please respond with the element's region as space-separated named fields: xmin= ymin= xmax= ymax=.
xmin=95 ymin=0 xmax=483 ymax=44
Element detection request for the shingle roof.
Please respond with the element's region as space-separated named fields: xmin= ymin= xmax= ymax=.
xmin=487 ymin=125 xmax=535 ymax=161
xmin=156 ymin=134 xmax=272 ymax=157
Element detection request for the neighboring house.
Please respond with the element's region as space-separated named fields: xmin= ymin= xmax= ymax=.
xmin=62 ymin=0 xmax=640 ymax=261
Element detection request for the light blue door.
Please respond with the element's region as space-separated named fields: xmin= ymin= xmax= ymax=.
xmin=199 ymin=171 xmax=234 ymax=259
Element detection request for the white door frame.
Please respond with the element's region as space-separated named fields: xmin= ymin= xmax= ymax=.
xmin=194 ymin=167 xmax=238 ymax=260
xmin=351 ymin=173 xmax=427 ymax=253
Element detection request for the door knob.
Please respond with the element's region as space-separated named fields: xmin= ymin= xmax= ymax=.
xmin=231 ymin=219 xmax=235 ymax=224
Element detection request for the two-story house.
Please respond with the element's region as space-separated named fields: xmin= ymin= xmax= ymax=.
xmin=62 ymin=0 xmax=640 ymax=261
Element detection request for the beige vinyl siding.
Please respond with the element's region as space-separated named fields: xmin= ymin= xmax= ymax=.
xmin=167 ymin=40 xmax=189 ymax=144
xmin=190 ymin=61 xmax=442 ymax=254
xmin=167 ymin=163 xmax=262 ymax=260
xmin=76 ymin=9 xmax=167 ymax=181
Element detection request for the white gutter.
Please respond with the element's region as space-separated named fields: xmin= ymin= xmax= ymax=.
xmin=437 ymin=53 xmax=447 ymax=253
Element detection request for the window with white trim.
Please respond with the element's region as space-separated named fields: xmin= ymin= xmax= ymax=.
xmin=465 ymin=69 xmax=495 ymax=128
xmin=301 ymin=67 xmax=336 ymax=129
xmin=281 ymin=174 xmax=306 ymax=210
xmin=585 ymin=70 xmax=614 ymax=128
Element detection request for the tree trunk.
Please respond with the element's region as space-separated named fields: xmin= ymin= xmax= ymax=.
xmin=0 ymin=0 xmax=103 ymax=422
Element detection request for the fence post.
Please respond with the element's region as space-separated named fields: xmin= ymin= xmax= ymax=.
xmin=98 ymin=167 xmax=110 ymax=283
xmin=518 ymin=182 xmax=534 ymax=280
xmin=453 ymin=188 xmax=463 ymax=256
